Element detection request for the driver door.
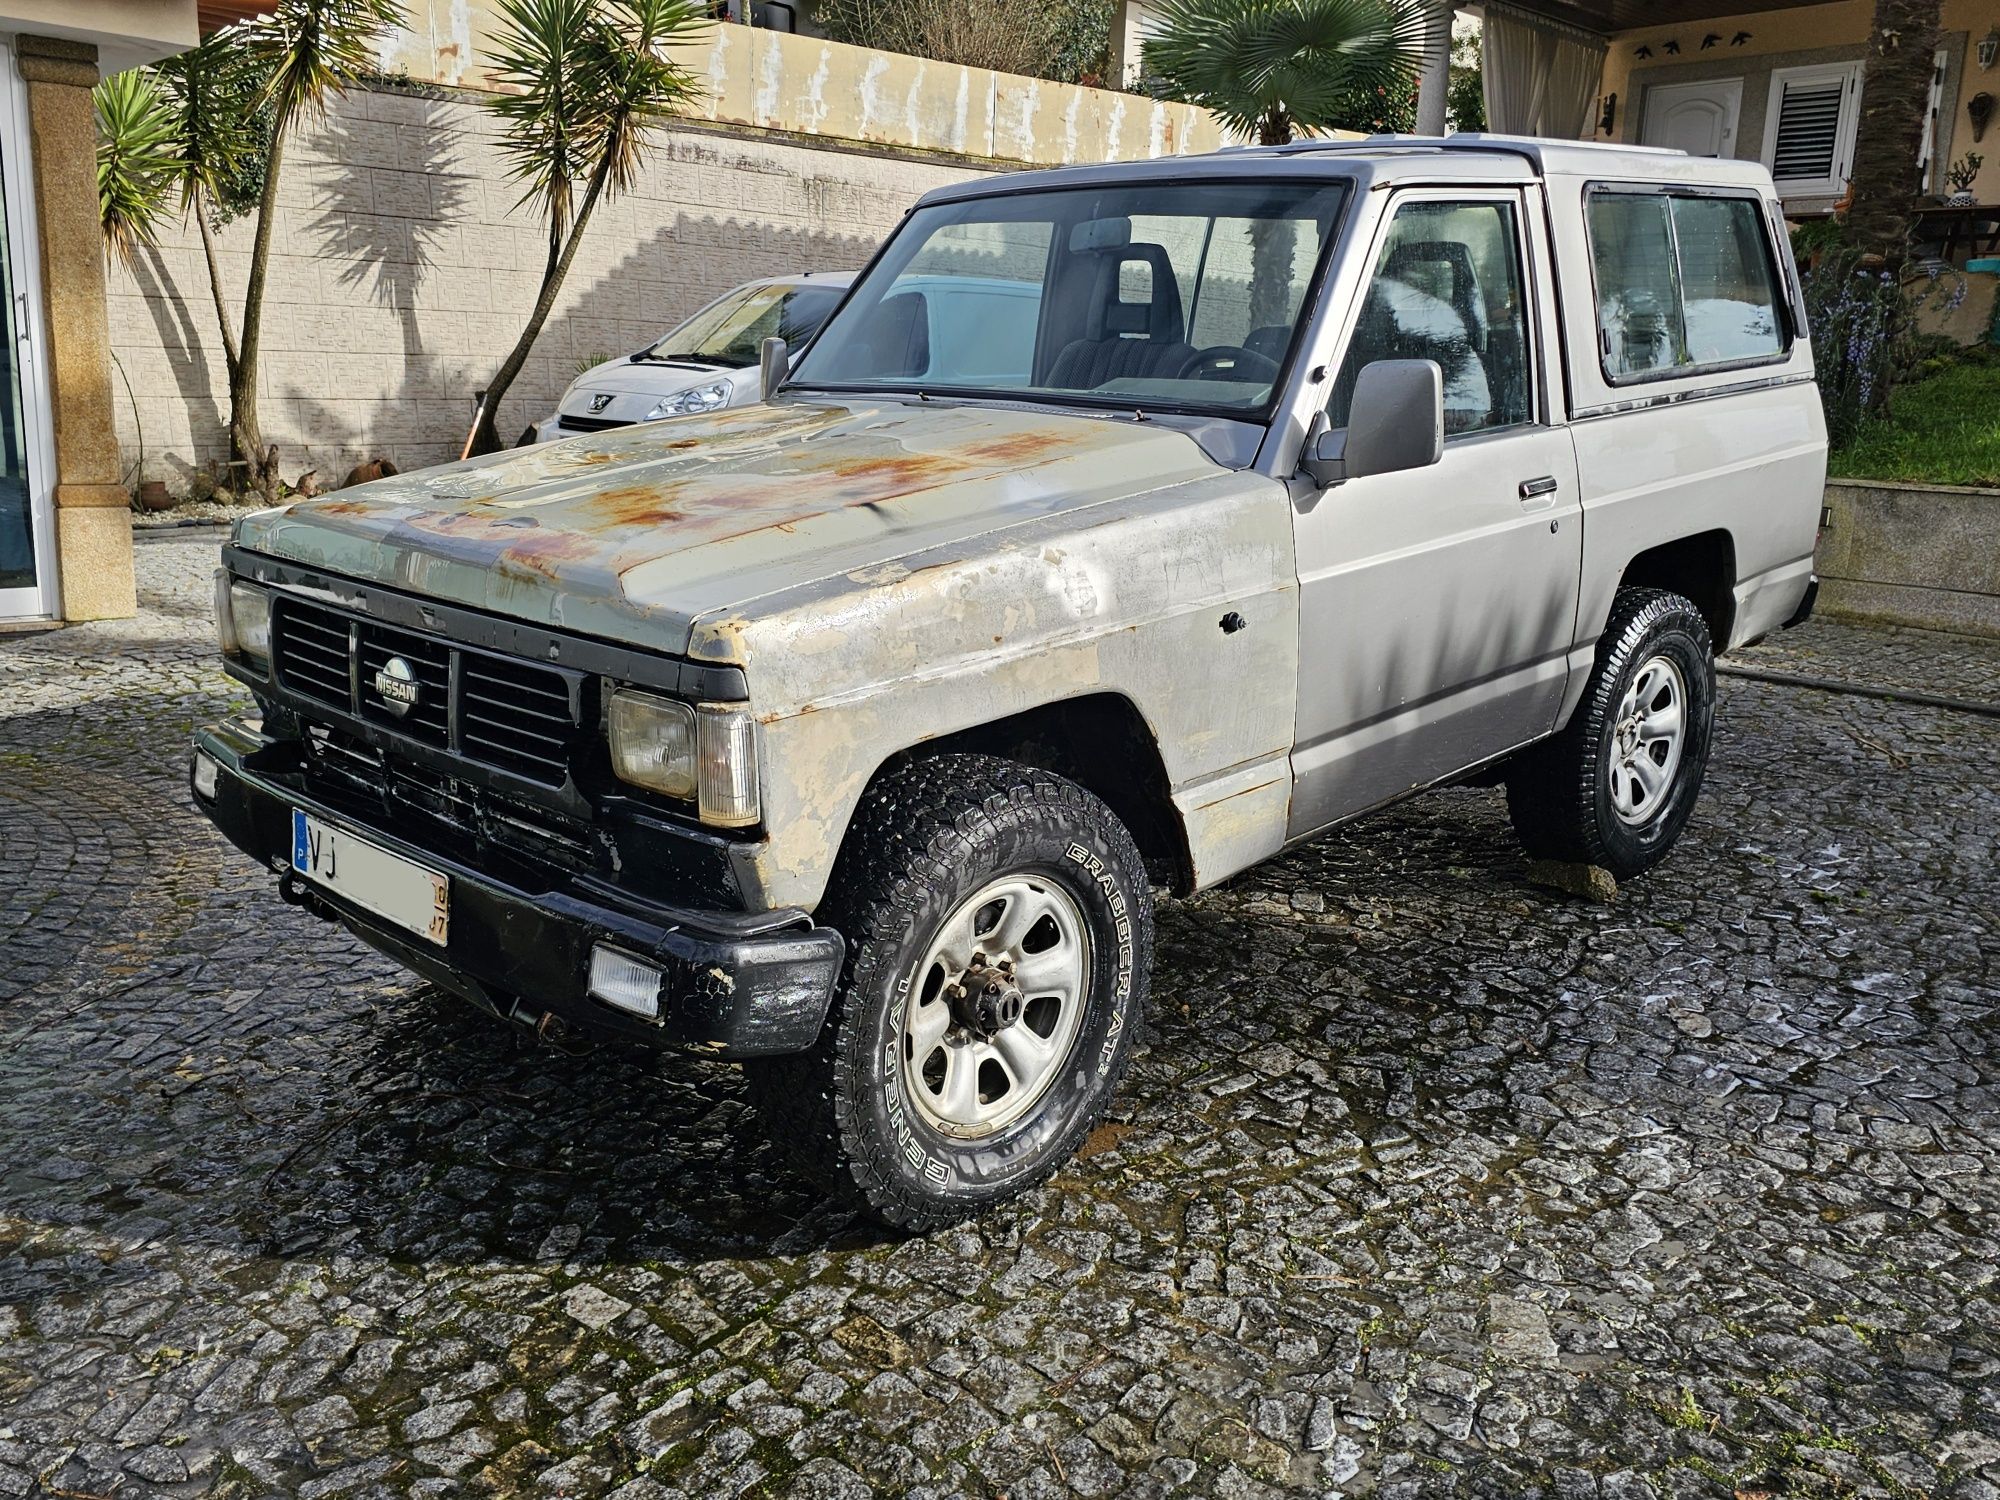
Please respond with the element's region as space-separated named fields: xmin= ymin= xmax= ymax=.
xmin=1288 ymin=188 xmax=1583 ymax=838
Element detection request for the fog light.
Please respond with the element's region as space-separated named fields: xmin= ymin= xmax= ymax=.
xmin=191 ymin=750 xmax=220 ymax=801
xmin=588 ymin=943 xmax=663 ymax=1022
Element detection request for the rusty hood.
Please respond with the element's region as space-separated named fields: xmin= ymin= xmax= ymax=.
xmin=235 ymin=398 xmax=1225 ymax=658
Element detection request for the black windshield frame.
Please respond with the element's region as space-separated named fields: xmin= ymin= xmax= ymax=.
xmin=784 ymin=177 xmax=1352 ymax=424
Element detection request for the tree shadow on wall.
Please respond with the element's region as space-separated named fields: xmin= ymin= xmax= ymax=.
xmin=309 ymin=96 xmax=473 ymax=362
xmin=282 ymin=97 xmax=475 ymax=479
xmin=289 ymin=211 xmax=877 ymax=471
xmin=484 ymin=209 xmax=879 ymax=442
xmin=125 ymin=248 xmax=229 ymax=476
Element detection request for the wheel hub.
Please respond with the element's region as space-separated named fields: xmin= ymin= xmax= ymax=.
xmin=946 ymin=959 xmax=1025 ymax=1039
xmin=900 ymin=874 xmax=1092 ymax=1140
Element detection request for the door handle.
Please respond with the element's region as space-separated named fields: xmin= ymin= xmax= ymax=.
xmin=1518 ymin=475 xmax=1559 ymax=512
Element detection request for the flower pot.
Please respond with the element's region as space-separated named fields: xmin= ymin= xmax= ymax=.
xmin=136 ymin=480 xmax=174 ymax=512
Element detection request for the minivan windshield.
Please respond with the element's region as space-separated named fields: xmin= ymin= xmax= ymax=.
xmin=641 ymin=281 xmax=846 ymax=368
xmin=788 ymin=179 xmax=1348 ymax=419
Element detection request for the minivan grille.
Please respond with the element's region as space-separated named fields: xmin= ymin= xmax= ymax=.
xmin=271 ymin=596 xmax=582 ymax=786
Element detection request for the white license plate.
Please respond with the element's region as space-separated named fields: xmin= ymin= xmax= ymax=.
xmin=292 ymin=809 xmax=449 ymax=946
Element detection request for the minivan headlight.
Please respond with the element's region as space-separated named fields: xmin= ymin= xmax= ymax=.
xmin=647 ymin=381 xmax=730 ymax=419
xmin=215 ymin=572 xmax=271 ymax=670
xmin=606 ymin=688 xmax=760 ymax=828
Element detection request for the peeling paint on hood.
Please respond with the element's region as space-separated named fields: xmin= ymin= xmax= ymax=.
xmin=234 ymin=399 xmax=1224 ymax=657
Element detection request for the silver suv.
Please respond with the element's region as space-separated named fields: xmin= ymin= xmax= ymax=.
xmin=193 ymin=136 xmax=1826 ymax=1228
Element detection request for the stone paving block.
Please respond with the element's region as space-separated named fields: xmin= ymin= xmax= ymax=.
xmin=1 ymin=538 xmax=1998 ymax=1496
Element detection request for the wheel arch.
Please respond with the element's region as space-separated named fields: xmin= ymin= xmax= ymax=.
xmin=1611 ymin=529 xmax=1737 ymax=648
xmin=861 ymin=691 xmax=1194 ymax=896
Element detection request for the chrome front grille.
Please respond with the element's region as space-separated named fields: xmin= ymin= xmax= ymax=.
xmin=272 ymin=595 xmax=583 ymax=786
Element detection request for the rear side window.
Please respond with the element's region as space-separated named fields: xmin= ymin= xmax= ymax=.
xmin=1587 ymin=189 xmax=1786 ymax=382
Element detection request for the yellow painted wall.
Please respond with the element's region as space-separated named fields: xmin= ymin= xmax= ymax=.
xmin=376 ymin=6 xmax=1228 ymax=167
xmin=1595 ymin=0 xmax=2000 ymax=204
xmin=0 ymin=0 xmax=196 ymax=73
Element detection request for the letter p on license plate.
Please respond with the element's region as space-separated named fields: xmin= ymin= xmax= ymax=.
xmin=292 ymin=809 xmax=449 ymax=946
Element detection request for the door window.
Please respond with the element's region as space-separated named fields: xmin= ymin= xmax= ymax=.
xmin=1327 ymin=198 xmax=1534 ymax=438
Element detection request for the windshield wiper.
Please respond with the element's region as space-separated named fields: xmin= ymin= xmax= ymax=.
xmin=631 ymin=350 xmax=713 ymax=364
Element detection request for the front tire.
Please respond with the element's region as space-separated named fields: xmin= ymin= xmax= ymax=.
xmin=746 ymin=754 xmax=1151 ymax=1231
xmin=1506 ymin=587 xmax=1716 ymax=880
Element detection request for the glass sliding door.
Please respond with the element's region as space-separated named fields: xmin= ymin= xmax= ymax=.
xmin=0 ymin=34 xmax=55 ymax=621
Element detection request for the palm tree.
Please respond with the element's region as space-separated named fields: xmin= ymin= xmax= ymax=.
xmin=230 ymin=0 xmax=404 ymax=496
xmin=94 ymin=70 xmax=179 ymax=268
xmin=152 ymin=31 xmax=267 ymax=392
xmin=465 ymin=0 xmax=707 ymax=457
xmin=1844 ymin=0 xmax=1944 ymax=264
xmin=1140 ymin=0 xmax=1435 ymax=146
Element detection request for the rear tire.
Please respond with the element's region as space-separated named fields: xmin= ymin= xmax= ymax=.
xmin=745 ymin=754 xmax=1151 ymax=1231
xmin=1506 ymin=587 xmax=1715 ymax=880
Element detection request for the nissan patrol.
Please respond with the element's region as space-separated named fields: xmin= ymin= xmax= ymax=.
xmin=193 ymin=136 xmax=1826 ymax=1229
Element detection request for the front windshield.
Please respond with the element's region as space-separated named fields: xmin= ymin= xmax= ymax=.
xmin=644 ymin=282 xmax=846 ymax=368
xmin=789 ymin=178 xmax=1347 ymax=418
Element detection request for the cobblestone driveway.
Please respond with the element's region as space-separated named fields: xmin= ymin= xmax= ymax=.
xmin=3 ymin=534 xmax=1997 ymax=1500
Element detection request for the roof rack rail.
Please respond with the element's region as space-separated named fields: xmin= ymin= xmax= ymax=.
xmin=1215 ymin=132 xmax=1691 ymax=174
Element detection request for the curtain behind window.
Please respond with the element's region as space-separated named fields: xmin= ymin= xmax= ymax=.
xmin=1482 ymin=4 xmax=1607 ymax=140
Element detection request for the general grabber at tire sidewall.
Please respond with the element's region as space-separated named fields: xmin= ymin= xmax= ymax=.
xmin=830 ymin=758 xmax=1152 ymax=1228
xmin=1584 ymin=592 xmax=1716 ymax=876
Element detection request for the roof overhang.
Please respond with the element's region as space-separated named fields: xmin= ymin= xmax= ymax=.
xmin=0 ymin=0 xmax=200 ymax=73
xmin=1476 ymin=0 xmax=1847 ymax=36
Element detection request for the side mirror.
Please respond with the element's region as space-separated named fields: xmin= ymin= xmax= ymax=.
xmin=760 ymin=335 xmax=789 ymax=399
xmin=1299 ymin=358 xmax=1444 ymax=487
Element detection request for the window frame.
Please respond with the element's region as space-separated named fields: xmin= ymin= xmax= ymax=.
xmin=1581 ymin=181 xmax=1795 ymax=389
xmin=1760 ymin=60 xmax=1862 ymax=199
xmin=1323 ymin=186 xmax=1544 ymax=443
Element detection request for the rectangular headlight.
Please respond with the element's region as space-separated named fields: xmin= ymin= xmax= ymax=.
xmin=696 ymin=703 xmax=760 ymax=827
xmin=214 ymin=568 xmax=238 ymax=655
xmin=215 ymin=573 xmax=271 ymax=670
xmin=231 ymin=583 xmax=271 ymax=669
xmin=607 ymin=688 xmax=697 ymax=799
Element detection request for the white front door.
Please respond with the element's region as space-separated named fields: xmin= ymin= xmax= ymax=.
xmin=1641 ymin=78 xmax=1744 ymax=159
xmin=0 ymin=34 xmax=57 ymax=622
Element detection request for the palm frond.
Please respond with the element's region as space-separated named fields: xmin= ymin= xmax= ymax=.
xmin=1142 ymin=0 xmax=1435 ymax=141
xmin=585 ymin=0 xmax=709 ymax=198
xmin=153 ymin=31 xmax=265 ymax=218
xmin=487 ymin=0 xmax=705 ymax=237
xmin=240 ymin=0 xmax=406 ymax=133
xmin=488 ymin=0 xmax=601 ymax=241
xmin=96 ymin=68 xmax=179 ymax=265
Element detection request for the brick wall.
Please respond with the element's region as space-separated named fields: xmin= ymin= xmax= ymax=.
xmin=106 ymin=86 xmax=996 ymax=486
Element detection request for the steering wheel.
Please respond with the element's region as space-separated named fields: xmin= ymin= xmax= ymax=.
xmin=1181 ymin=345 xmax=1282 ymax=384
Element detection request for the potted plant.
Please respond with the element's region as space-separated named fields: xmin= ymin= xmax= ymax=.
xmin=1945 ymin=150 xmax=1983 ymax=207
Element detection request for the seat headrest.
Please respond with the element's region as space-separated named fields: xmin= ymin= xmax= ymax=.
xmin=1088 ymin=242 xmax=1185 ymax=344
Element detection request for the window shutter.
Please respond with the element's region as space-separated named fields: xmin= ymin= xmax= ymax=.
xmin=1770 ymin=75 xmax=1847 ymax=184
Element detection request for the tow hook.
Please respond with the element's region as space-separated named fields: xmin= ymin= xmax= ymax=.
xmin=277 ymin=871 xmax=337 ymax=924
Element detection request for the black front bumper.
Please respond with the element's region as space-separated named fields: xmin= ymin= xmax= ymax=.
xmin=190 ymin=718 xmax=842 ymax=1058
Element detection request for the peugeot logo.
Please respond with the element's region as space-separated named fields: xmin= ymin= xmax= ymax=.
xmin=588 ymin=393 xmax=613 ymax=414
xmin=372 ymin=656 xmax=420 ymax=718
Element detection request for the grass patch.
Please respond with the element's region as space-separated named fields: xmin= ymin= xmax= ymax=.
xmin=1829 ymin=356 xmax=2000 ymax=488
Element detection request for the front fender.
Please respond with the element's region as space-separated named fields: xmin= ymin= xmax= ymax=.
xmin=704 ymin=472 xmax=1302 ymax=913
